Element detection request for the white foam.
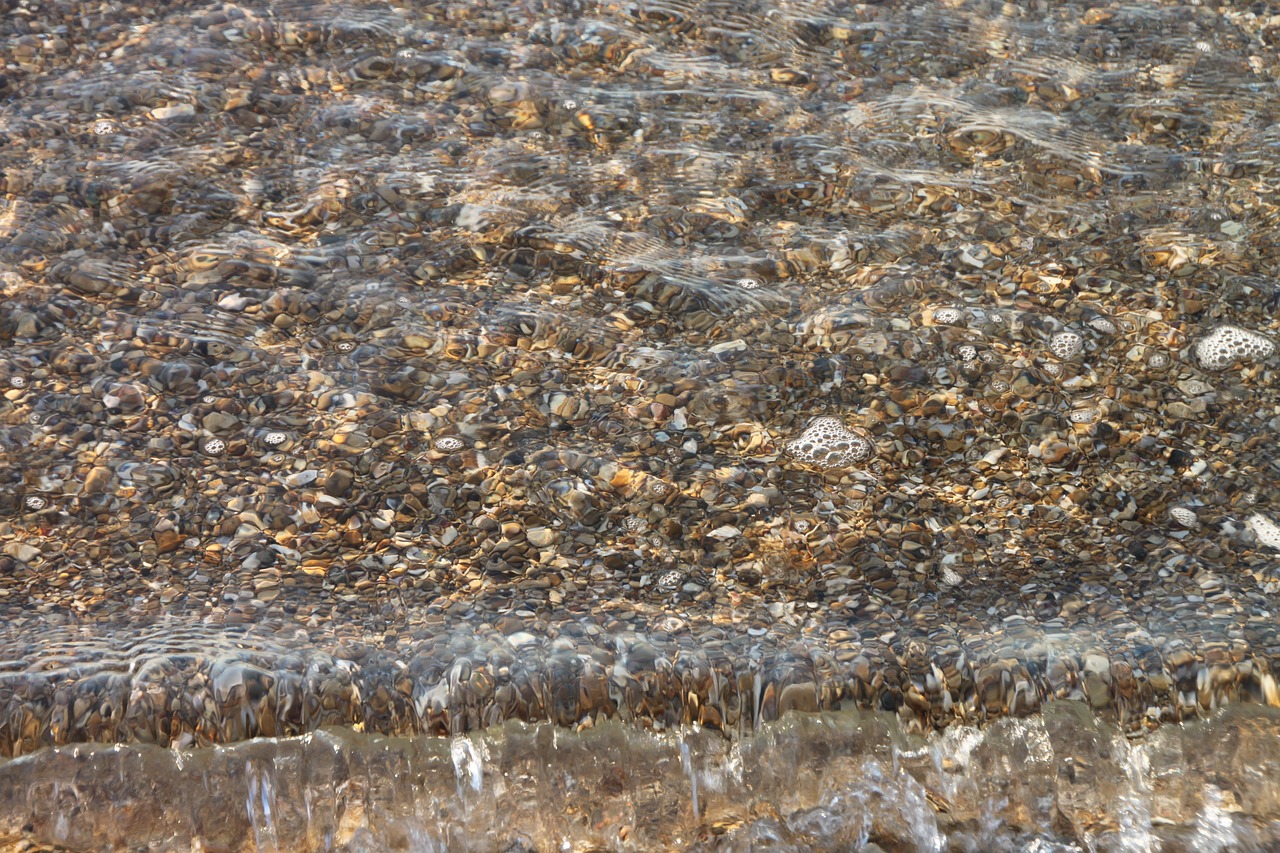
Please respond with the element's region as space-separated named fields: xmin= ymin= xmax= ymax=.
xmin=1048 ymin=331 xmax=1083 ymax=360
xmin=1194 ymin=325 xmax=1274 ymax=371
xmin=785 ymin=417 xmax=874 ymax=470
xmin=1247 ymin=513 xmax=1280 ymax=549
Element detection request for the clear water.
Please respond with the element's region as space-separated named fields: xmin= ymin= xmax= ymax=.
xmin=4 ymin=0 xmax=1280 ymax=848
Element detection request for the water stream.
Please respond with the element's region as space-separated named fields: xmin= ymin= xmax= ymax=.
xmin=5 ymin=0 xmax=1280 ymax=848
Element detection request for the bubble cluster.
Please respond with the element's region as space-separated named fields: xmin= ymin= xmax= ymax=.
xmin=649 ymin=481 xmax=672 ymax=497
xmin=736 ymin=277 xmax=762 ymax=290
xmin=622 ymin=517 xmax=647 ymax=533
xmin=1147 ymin=352 xmax=1171 ymax=369
xmin=654 ymin=568 xmax=685 ymax=591
xmin=1169 ymin=507 xmax=1199 ymax=528
xmin=1068 ymin=408 xmax=1099 ymax=424
xmin=989 ymin=378 xmax=1010 ymax=393
xmin=202 ymin=438 xmax=227 ymax=456
xmin=792 ymin=519 xmax=811 ymax=533
xmin=9 ymin=376 xmax=27 ymax=388
xmin=994 ymin=495 xmax=1014 ymax=509
xmin=956 ymin=345 xmax=977 ymax=362
xmin=979 ymin=350 xmax=996 ymax=364
xmin=1247 ymin=513 xmax=1280 ymax=550
xmin=785 ymin=417 xmax=874 ymax=470
xmin=1049 ymin=331 xmax=1084 ymax=360
xmin=1041 ymin=361 xmax=1063 ymax=377
xmin=92 ymin=120 xmax=117 ymax=135
xmin=263 ymin=431 xmax=289 ymax=446
xmin=434 ymin=436 xmax=465 ymax=452
xmin=1088 ymin=317 xmax=1117 ymax=334
xmin=334 ymin=341 xmax=356 ymax=353
xmin=933 ymin=307 xmax=963 ymax=325
xmin=1193 ymin=325 xmax=1275 ymax=371
xmin=395 ymin=295 xmax=413 ymax=306
xmin=24 ymin=496 xmax=47 ymax=511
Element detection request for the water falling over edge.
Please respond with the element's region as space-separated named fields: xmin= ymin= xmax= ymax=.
xmin=3 ymin=701 xmax=1279 ymax=852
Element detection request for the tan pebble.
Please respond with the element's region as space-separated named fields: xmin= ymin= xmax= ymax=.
xmin=3 ymin=542 xmax=40 ymax=562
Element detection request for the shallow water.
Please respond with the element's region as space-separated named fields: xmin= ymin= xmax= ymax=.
xmin=4 ymin=0 xmax=1280 ymax=847
xmin=4 ymin=702 xmax=1280 ymax=852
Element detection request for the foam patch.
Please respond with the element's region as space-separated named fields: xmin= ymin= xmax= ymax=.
xmin=1194 ymin=325 xmax=1274 ymax=371
xmin=1247 ymin=513 xmax=1280 ymax=549
xmin=1048 ymin=331 xmax=1083 ymax=360
xmin=785 ymin=417 xmax=874 ymax=470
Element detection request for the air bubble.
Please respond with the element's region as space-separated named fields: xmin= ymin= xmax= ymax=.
xmin=434 ymin=436 xmax=465 ymax=452
xmin=395 ymin=295 xmax=412 ymax=306
xmin=24 ymin=496 xmax=47 ymax=510
xmin=201 ymin=395 xmax=217 ymax=404
xmin=562 ymin=99 xmax=578 ymax=110
xmin=785 ymin=416 xmax=875 ymax=470
xmin=1048 ymin=331 xmax=1083 ymax=360
xmin=1193 ymin=325 xmax=1275 ymax=371
xmin=1169 ymin=507 xmax=1199 ymax=528
xmin=202 ymin=438 xmax=227 ymax=456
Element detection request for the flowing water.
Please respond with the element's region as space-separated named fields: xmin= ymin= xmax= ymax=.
xmin=4 ymin=0 xmax=1280 ymax=849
